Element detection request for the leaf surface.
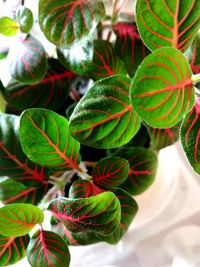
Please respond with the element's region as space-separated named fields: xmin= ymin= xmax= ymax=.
xmin=16 ymin=6 xmax=34 ymax=33
xmin=186 ymin=32 xmax=200 ymax=74
xmin=0 ymin=204 xmax=44 ymax=237
xmin=131 ymin=47 xmax=194 ymax=128
xmin=0 ymin=17 xmax=19 ymax=36
xmin=69 ymin=75 xmax=140 ymax=148
xmin=136 ymin=0 xmax=200 ymax=52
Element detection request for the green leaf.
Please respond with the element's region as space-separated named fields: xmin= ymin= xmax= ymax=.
xmin=19 ymin=108 xmax=81 ymax=172
xmin=57 ymin=36 xmax=94 ymax=75
xmin=3 ymin=59 xmax=75 ymax=110
xmin=87 ymin=40 xmax=126 ymax=80
xmin=0 ymin=178 xmax=50 ymax=205
xmin=8 ymin=35 xmax=47 ymax=84
xmin=125 ymin=124 xmax=150 ymax=148
xmin=100 ymin=189 xmax=138 ymax=244
xmin=114 ymin=22 xmax=150 ymax=77
xmin=131 ymin=47 xmax=194 ymax=128
xmin=0 ymin=204 xmax=44 ymax=237
xmin=92 ymin=157 xmax=129 ymax=189
xmin=51 ymin=221 xmax=102 ymax=246
xmin=0 ymin=234 xmax=29 ymax=267
xmin=38 ymin=0 xmax=106 ymax=48
xmin=0 ymin=17 xmax=19 ymax=36
xmin=0 ymin=113 xmax=49 ymax=187
xmin=136 ymin=0 xmax=200 ymax=52
xmin=69 ymin=179 xmax=104 ymax=199
xmin=0 ymin=83 xmax=6 ymax=112
xmin=16 ymin=6 xmax=34 ymax=33
xmin=186 ymin=31 xmax=200 ymax=74
xmin=180 ymin=98 xmax=200 ymax=174
xmin=69 ymin=75 xmax=141 ymax=148
xmin=27 ymin=229 xmax=70 ymax=267
xmin=48 ymin=192 xmax=121 ymax=235
xmin=147 ymin=124 xmax=180 ymax=150
xmin=0 ymin=47 xmax=9 ymax=60
xmin=112 ymin=147 xmax=158 ymax=195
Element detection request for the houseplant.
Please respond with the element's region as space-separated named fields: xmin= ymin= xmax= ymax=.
xmin=0 ymin=0 xmax=200 ymax=266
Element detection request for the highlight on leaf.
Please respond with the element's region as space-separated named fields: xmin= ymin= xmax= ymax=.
xmin=131 ymin=47 xmax=194 ymax=128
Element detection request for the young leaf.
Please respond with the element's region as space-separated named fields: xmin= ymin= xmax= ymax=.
xmin=87 ymin=40 xmax=126 ymax=80
xmin=136 ymin=0 xmax=200 ymax=52
xmin=69 ymin=179 xmax=105 ymax=199
xmin=112 ymin=147 xmax=158 ymax=195
xmin=92 ymin=157 xmax=129 ymax=189
xmin=0 ymin=17 xmax=19 ymax=36
xmin=0 ymin=178 xmax=50 ymax=205
xmin=100 ymin=189 xmax=138 ymax=244
xmin=0 ymin=234 xmax=29 ymax=267
xmin=57 ymin=36 xmax=94 ymax=75
xmin=51 ymin=221 xmax=102 ymax=246
xmin=147 ymin=124 xmax=180 ymax=150
xmin=48 ymin=192 xmax=121 ymax=235
xmin=69 ymin=75 xmax=141 ymax=148
xmin=16 ymin=6 xmax=34 ymax=33
xmin=8 ymin=35 xmax=47 ymax=84
xmin=4 ymin=58 xmax=75 ymax=110
xmin=38 ymin=0 xmax=106 ymax=48
xmin=186 ymin=32 xmax=200 ymax=74
xmin=27 ymin=229 xmax=70 ymax=267
xmin=19 ymin=108 xmax=81 ymax=172
xmin=0 ymin=113 xmax=49 ymax=187
xmin=180 ymin=98 xmax=200 ymax=174
xmin=114 ymin=22 xmax=150 ymax=77
xmin=0 ymin=204 xmax=44 ymax=237
xmin=131 ymin=47 xmax=194 ymax=128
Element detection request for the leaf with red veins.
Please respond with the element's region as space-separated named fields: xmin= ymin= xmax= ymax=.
xmin=186 ymin=32 xmax=200 ymax=75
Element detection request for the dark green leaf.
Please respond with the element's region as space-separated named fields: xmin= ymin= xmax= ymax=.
xmin=19 ymin=108 xmax=81 ymax=172
xmin=0 ymin=204 xmax=44 ymax=237
xmin=114 ymin=22 xmax=150 ymax=77
xmin=8 ymin=35 xmax=47 ymax=84
xmin=0 ymin=234 xmax=29 ymax=267
xmin=113 ymin=147 xmax=158 ymax=195
xmin=0 ymin=47 xmax=9 ymax=60
xmin=92 ymin=157 xmax=129 ymax=189
xmin=186 ymin=31 xmax=200 ymax=74
xmin=16 ymin=6 xmax=34 ymax=33
xmin=27 ymin=229 xmax=70 ymax=267
xmin=48 ymin=192 xmax=121 ymax=235
xmin=69 ymin=75 xmax=141 ymax=148
xmin=0 ymin=113 xmax=49 ymax=187
xmin=180 ymin=98 xmax=200 ymax=174
xmin=131 ymin=47 xmax=194 ymax=128
xmin=136 ymin=0 xmax=200 ymax=52
xmin=87 ymin=40 xmax=126 ymax=80
xmin=0 ymin=17 xmax=19 ymax=36
xmin=4 ymin=58 xmax=75 ymax=110
xmin=38 ymin=0 xmax=105 ymax=48
xmin=125 ymin=124 xmax=150 ymax=148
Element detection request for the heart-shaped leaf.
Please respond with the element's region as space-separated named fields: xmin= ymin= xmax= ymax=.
xmin=0 ymin=113 xmax=49 ymax=187
xmin=16 ymin=6 xmax=34 ymax=33
xmin=0 ymin=204 xmax=44 ymax=237
xmin=19 ymin=108 xmax=81 ymax=172
xmin=51 ymin=221 xmax=101 ymax=246
xmin=113 ymin=147 xmax=158 ymax=195
xmin=180 ymin=98 xmax=200 ymax=174
xmin=136 ymin=0 xmax=200 ymax=52
xmin=0 ymin=234 xmax=29 ymax=267
xmin=87 ymin=40 xmax=126 ymax=80
xmin=0 ymin=17 xmax=19 ymax=36
xmin=92 ymin=157 xmax=129 ymax=189
xmin=186 ymin=32 xmax=200 ymax=74
xmin=69 ymin=75 xmax=141 ymax=148
xmin=3 ymin=59 xmax=75 ymax=110
xmin=131 ymin=47 xmax=194 ymax=128
xmin=39 ymin=0 xmax=105 ymax=48
xmin=48 ymin=192 xmax=121 ymax=235
xmin=0 ymin=178 xmax=50 ymax=205
xmin=114 ymin=22 xmax=150 ymax=77
xmin=100 ymin=189 xmax=138 ymax=244
xmin=57 ymin=36 xmax=94 ymax=75
xmin=8 ymin=35 xmax=47 ymax=84
xmin=69 ymin=179 xmax=105 ymax=199
xmin=27 ymin=229 xmax=70 ymax=267
xmin=147 ymin=124 xmax=180 ymax=150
